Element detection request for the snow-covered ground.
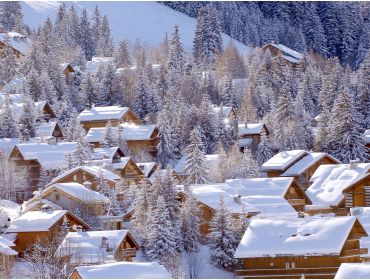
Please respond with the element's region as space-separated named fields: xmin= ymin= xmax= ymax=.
xmin=21 ymin=1 xmax=249 ymax=53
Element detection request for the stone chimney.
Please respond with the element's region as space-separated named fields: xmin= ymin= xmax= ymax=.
xmin=233 ymin=195 xmax=241 ymax=205
xmin=83 ymin=181 xmax=93 ymax=190
xmin=349 ymin=158 xmax=361 ymax=169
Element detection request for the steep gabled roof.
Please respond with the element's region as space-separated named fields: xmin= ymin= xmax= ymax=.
xmin=261 ymin=150 xmax=307 ymax=172
xmin=78 ymin=106 xmax=130 ymax=122
xmin=306 ymin=163 xmax=370 ymax=207
xmin=281 ymin=152 xmax=341 ymax=176
xmin=238 ymin=123 xmax=267 ymax=136
xmin=235 ymin=216 xmax=363 ymax=258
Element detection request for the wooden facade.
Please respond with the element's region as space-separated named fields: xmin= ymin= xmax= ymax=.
xmin=114 ymin=158 xmax=146 ymax=187
xmin=7 ymin=212 xmax=88 ymax=256
xmin=235 ymin=220 xmax=368 ymax=279
xmin=342 ymin=174 xmax=370 ymax=209
xmin=284 ymin=179 xmax=312 ymax=211
xmin=80 ymin=110 xmax=141 ymax=132
xmin=239 ymin=124 xmax=269 ymax=155
xmin=38 ymin=102 xmax=57 ymax=122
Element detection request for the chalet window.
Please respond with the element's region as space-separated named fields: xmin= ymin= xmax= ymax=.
xmin=291 ymin=262 xmax=295 ymax=269
xmin=55 ymin=194 xmax=60 ymax=201
xmin=83 ymin=174 xmax=86 ymax=181
xmin=73 ymin=175 xmax=77 ymax=181
xmin=285 ymin=263 xmax=290 ymax=269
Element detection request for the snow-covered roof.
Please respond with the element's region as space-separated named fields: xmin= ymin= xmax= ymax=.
xmin=363 ymin=130 xmax=370 ymax=144
xmin=0 ymin=236 xmax=17 ymax=256
xmin=268 ymin=43 xmax=303 ymax=60
xmin=0 ymin=32 xmax=29 ymax=54
xmin=281 ymin=152 xmax=340 ymax=176
xmin=2 ymin=77 xmax=25 ymax=92
xmin=47 ymin=166 xmax=120 ymax=187
xmin=92 ymin=147 xmax=123 ymax=160
xmin=174 ymin=154 xmax=219 ymax=175
xmin=187 ymin=184 xmax=259 ymax=214
xmin=335 ymin=263 xmax=370 ymax=279
xmin=225 ymin=177 xmax=294 ymax=198
xmin=211 ymin=106 xmax=233 ymax=122
xmin=36 ymin=121 xmax=58 ymax=138
xmin=14 ymin=142 xmax=77 ymax=170
xmin=57 ymin=230 xmax=131 ymax=264
xmin=120 ymin=123 xmax=156 ymax=140
xmin=74 ymin=261 xmax=172 ymax=279
xmin=235 ymin=216 xmax=358 ymax=258
xmin=6 ymin=209 xmax=69 ymax=233
xmin=86 ymin=57 xmax=114 ymax=75
xmin=238 ymin=138 xmax=253 ymax=147
xmin=1 ymin=101 xmax=48 ymax=121
xmin=0 ymin=93 xmax=23 ymax=105
xmin=238 ymin=123 xmax=264 ymax=136
xmin=306 ymin=163 xmax=370 ymax=207
xmin=261 ymin=150 xmax=307 ymax=171
xmin=0 ymin=200 xmax=21 ymax=222
xmin=78 ymin=106 xmax=130 ymax=122
xmin=112 ymin=157 xmax=132 ymax=170
xmin=86 ymin=124 xmax=156 ymax=143
xmin=137 ymin=162 xmax=157 ymax=177
xmin=42 ymin=182 xmax=110 ymax=204
xmin=59 ymin=63 xmax=74 ymax=72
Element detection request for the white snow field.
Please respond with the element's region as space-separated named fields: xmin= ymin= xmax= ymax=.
xmin=21 ymin=1 xmax=249 ymax=52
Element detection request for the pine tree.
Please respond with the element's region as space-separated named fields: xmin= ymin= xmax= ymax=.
xmin=134 ymin=71 xmax=151 ymax=119
xmin=0 ymin=35 xmax=17 ymax=86
xmin=184 ymin=127 xmax=209 ymax=185
xmin=0 ymin=94 xmax=18 ymax=138
xmin=79 ymin=8 xmax=94 ymax=60
xmin=146 ymin=195 xmax=177 ymax=262
xmin=240 ymin=148 xmax=260 ymax=178
xmin=37 ymin=168 xmax=51 ymax=190
xmin=72 ymin=134 xmax=92 ymax=167
xmin=102 ymin=121 xmax=117 ymax=148
xmin=19 ymin=94 xmax=37 ymax=141
xmin=114 ymin=40 xmax=131 ymax=68
xmin=82 ymin=72 xmax=97 ymax=108
xmin=168 ymin=25 xmax=185 ymax=75
xmin=96 ymin=15 xmax=114 ymax=57
xmin=181 ymin=194 xmax=201 ymax=253
xmin=256 ymin=129 xmax=273 ymax=165
xmin=92 ymin=5 xmax=102 ymax=54
xmin=117 ymin=125 xmax=130 ymax=156
xmin=327 ymin=85 xmax=368 ymax=163
xmin=220 ymin=73 xmax=233 ymax=106
xmin=64 ymin=109 xmax=86 ymax=142
xmin=208 ymin=195 xmax=238 ymax=269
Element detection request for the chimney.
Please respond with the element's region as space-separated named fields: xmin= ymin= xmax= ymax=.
xmin=101 ymin=236 xmax=108 ymax=249
xmin=298 ymin=211 xmax=305 ymax=218
xmin=46 ymin=136 xmax=57 ymax=145
xmin=83 ymin=181 xmax=93 ymax=189
xmin=41 ymin=204 xmax=53 ymax=212
xmin=233 ymin=195 xmax=241 ymax=205
xmin=349 ymin=158 xmax=361 ymax=169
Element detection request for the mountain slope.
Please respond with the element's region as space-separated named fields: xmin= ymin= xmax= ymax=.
xmin=21 ymin=1 xmax=249 ymax=53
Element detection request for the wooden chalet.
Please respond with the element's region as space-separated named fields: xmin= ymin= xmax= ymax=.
xmin=262 ymin=42 xmax=303 ymax=66
xmin=8 ymin=142 xmax=77 ymax=202
xmin=86 ymin=124 xmax=159 ymax=161
xmin=78 ymin=106 xmax=141 ymax=131
xmin=112 ymin=157 xmax=146 ymax=187
xmin=59 ymin=63 xmax=75 ymax=77
xmin=4 ymin=209 xmax=88 ymax=256
xmin=234 ymin=216 xmax=368 ymax=279
xmin=0 ymin=31 xmax=28 ymax=58
xmin=36 ymin=121 xmax=64 ymax=140
xmin=56 ymin=230 xmax=139 ymax=265
xmin=23 ymin=182 xmax=110 ymax=216
xmin=69 ymin=261 xmax=171 ymax=279
xmin=281 ymin=152 xmax=341 ymax=190
xmin=238 ymin=123 xmax=269 ymax=154
xmin=306 ymin=163 xmax=370 ymax=215
xmin=180 ymin=177 xmax=303 ymax=235
xmin=45 ymin=165 xmax=121 ymax=191
xmin=91 ymin=146 xmax=125 ymax=164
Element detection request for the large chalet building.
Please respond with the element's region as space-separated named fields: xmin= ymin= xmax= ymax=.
xmin=234 ymin=216 xmax=368 ymax=279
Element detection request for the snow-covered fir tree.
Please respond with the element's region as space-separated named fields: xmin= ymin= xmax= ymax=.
xmin=102 ymin=121 xmax=117 ymax=148
xmin=240 ymin=148 xmax=260 ymax=178
xmin=184 ymin=127 xmax=209 ymax=185
xmin=256 ymin=129 xmax=273 ymax=165
xmin=208 ymin=195 xmax=238 ymax=269
xmin=0 ymin=94 xmax=18 ymax=138
xmin=181 ymin=193 xmax=201 ymax=253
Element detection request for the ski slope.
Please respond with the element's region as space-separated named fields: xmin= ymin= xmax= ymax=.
xmin=21 ymin=1 xmax=249 ymax=53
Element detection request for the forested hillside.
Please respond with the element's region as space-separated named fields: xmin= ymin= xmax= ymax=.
xmin=163 ymin=1 xmax=370 ymax=68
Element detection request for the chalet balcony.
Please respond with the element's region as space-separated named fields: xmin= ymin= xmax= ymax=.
xmin=235 ymin=267 xmax=339 ymax=279
xmin=117 ymin=248 xmax=137 ymax=258
xmin=287 ymin=199 xmax=306 ymax=205
xmin=342 ymin=248 xmax=368 ymax=257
